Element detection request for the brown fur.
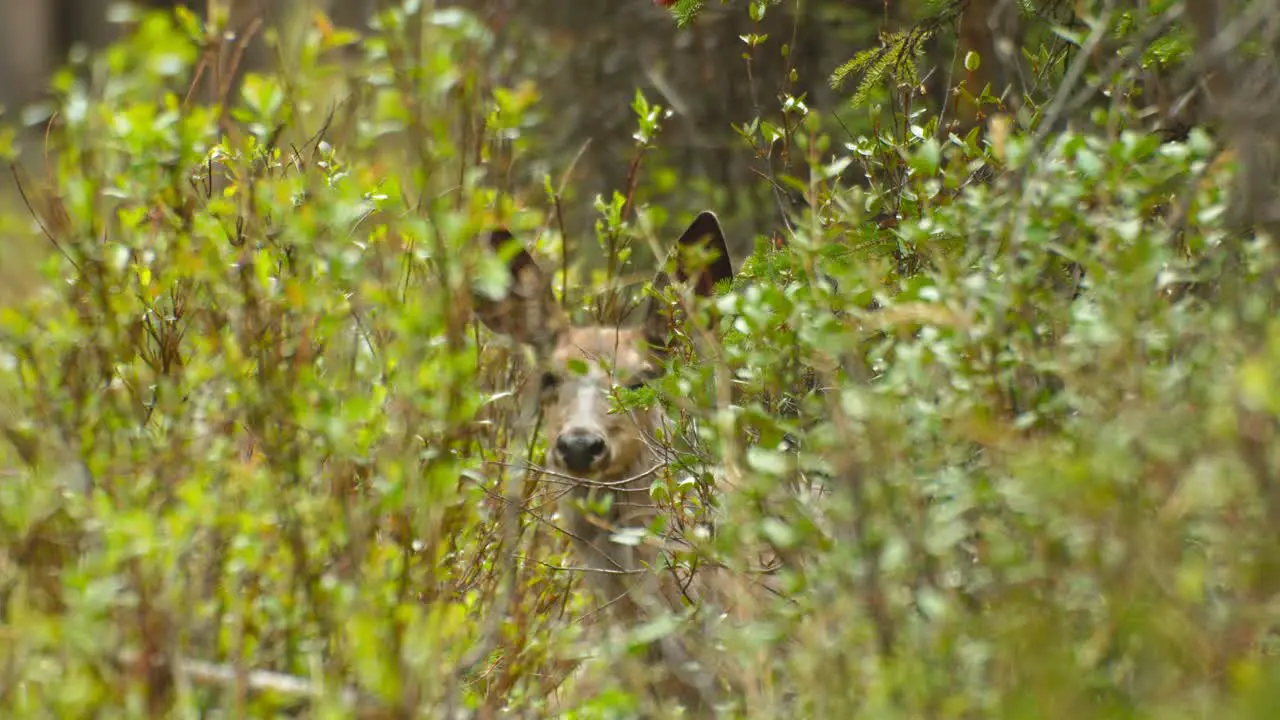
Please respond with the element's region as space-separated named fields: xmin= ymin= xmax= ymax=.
xmin=543 ymin=327 xmax=667 ymax=582
xmin=472 ymin=212 xmax=736 ymax=710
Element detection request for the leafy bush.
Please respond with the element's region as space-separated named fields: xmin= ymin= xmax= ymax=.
xmin=2 ymin=1 xmax=1280 ymax=718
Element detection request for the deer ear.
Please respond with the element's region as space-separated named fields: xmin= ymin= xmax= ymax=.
xmin=472 ymin=229 xmax=566 ymax=355
xmin=667 ymin=210 xmax=734 ymax=296
xmin=643 ymin=211 xmax=735 ymax=351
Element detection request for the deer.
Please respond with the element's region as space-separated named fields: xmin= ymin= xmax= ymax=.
xmin=470 ymin=211 xmax=740 ymax=712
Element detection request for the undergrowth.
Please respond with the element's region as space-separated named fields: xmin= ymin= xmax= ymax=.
xmin=2 ymin=2 xmax=1279 ymax=718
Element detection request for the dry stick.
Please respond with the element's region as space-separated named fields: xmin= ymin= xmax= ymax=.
xmin=453 ymin=461 xmax=523 ymax=678
xmin=475 ymin=460 xmax=651 ymax=569
xmin=767 ymin=0 xmax=806 ymax=235
xmin=556 ymin=193 xmax=570 ymax=311
xmin=41 ymin=108 xmax=60 ymax=213
xmin=486 ymin=461 xmax=664 ymax=492
xmin=8 ymin=165 xmax=78 ymax=276
xmin=935 ymin=1 xmax=962 ymax=134
xmin=1035 ymin=5 xmax=1183 ymax=146
xmin=117 ymin=651 xmax=375 ymax=713
xmin=742 ymin=16 xmax=793 ymax=238
xmin=602 ymin=129 xmax=664 ymax=322
xmin=183 ymin=50 xmax=212 ymax=108
xmin=1184 ymin=0 xmax=1280 ymax=244
xmin=618 ymin=138 xmax=652 ymax=228
xmin=451 ymin=386 xmax=548 ymax=698
xmin=1180 ymin=0 xmax=1275 ymax=81
xmin=450 ymin=466 xmax=519 ymax=691
xmin=1028 ymin=2 xmax=1116 ymax=148
xmin=457 ymin=85 xmax=472 ymax=213
xmin=540 ymin=139 xmax=590 ymax=311
xmin=221 ymin=15 xmax=265 ymax=103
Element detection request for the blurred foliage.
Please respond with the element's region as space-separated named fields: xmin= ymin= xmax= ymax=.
xmin=0 ymin=0 xmax=1277 ymax=718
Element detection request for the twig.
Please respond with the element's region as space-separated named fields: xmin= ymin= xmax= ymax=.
xmin=116 ymin=651 xmax=382 ymax=715
xmin=486 ymin=459 xmax=665 ymax=488
xmin=8 ymin=164 xmax=80 ymax=276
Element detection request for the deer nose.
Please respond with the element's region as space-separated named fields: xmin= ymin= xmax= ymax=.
xmin=555 ymin=430 xmax=608 ymax=473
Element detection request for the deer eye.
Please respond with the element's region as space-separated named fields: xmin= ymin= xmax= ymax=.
xmin=540 ymin=371 xmax=562 ymax=393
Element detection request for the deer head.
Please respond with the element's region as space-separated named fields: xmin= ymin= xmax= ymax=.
xmin=472 ymin=211 xmax=735 ymax=484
